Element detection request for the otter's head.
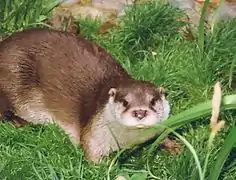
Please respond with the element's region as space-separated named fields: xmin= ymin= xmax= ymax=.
xmin=107 ymin=81 xmax=170 ymax=128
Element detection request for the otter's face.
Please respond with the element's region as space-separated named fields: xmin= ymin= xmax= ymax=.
xmin=107 ymin=82 xmax=170 ymax=128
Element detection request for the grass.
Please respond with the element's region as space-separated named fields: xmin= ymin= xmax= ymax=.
xmin=0 ymin=0 xmax=236 ymax=179
xmin=0 ymin=0 xmax=58 ymax=37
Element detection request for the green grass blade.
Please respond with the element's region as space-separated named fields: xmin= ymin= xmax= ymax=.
xmin=198 ymin=0 xmax=210 ymax=53
xmin=208 ymin=126 xmax=236 ymax=180
xmin=107 ymin=149 xmax=126 ymax=180
xmin=229 ymin=56 xmax=236 ymax=89
xmin=171 ymin=130 xmax=204 ymax=180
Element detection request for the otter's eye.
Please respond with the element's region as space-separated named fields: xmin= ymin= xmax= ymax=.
xmin=163 ymin=91 xmax=168 ymax=97
xmin=120 ymin=99 xmax=128 ymax=107
xmin=150 ymin=98 xmax=157 ymax=106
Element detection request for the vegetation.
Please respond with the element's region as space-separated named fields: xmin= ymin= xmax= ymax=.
xmin=0 ymin=0 xmax=235 ymax=179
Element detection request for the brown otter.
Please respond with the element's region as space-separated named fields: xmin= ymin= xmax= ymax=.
xmin=0 ymin=28 xmax=170 ymax=163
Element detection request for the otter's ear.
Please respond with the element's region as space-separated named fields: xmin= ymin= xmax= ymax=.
xmin=108 ymin=88 xmax=117 ymax=103
xmin=156 ymin=87 xmax=168 ymax=97
xmin=108 ymin=88 xmax=117 ymax=97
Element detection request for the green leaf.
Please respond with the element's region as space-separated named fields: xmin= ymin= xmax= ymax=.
xmin=198 ymin=0 xmax=210 ymax=54
xmin=117 ymin=174 xmax=131 ymax=180
xmin=148 ymin=94 xmax=236 ymax=157
xmin=155 ymin=94 xmax=236 ymax=130
xmin=208 ymin=126 xmax=236 ymax=180
xmin=37 ymin=15 xmax=47 ymax=22
xmin=130 ymin=172 xmax=148 ymax=180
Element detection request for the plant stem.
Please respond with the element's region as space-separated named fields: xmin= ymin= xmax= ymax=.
xmin=202 ymin=132 xmax=215 ymax=179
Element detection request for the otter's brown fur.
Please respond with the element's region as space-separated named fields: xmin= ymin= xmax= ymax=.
xmin=0 ymin=28 xmax=131 ymax=125
xmin=0 ymin=28 xmax=170 ymax=163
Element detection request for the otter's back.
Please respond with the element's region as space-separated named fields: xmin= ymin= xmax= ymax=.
xmin=0 ymin=28 xmax=129 ymax=88
xmin=0 ymin=28 xmax=131 ymax=125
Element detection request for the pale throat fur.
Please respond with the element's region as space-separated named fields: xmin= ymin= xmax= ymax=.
xmin=81 ymin=85 xmax=171 ymax=162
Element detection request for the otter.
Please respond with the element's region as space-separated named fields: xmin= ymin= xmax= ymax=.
xmin=0 ymin=28 xmax=170 ymax=163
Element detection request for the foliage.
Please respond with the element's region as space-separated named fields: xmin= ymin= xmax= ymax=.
xmin=0 ymin=0 xmax=236 ymax=179
xmin=0 ymin=0 xmax=58 ymax=36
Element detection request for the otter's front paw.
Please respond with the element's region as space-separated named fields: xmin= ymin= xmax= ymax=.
xmin=84 ymin=150 xmax=104 ymax=164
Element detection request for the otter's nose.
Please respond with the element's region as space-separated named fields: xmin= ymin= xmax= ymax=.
xmin=132 ymin=109 xmax=148 ymax=120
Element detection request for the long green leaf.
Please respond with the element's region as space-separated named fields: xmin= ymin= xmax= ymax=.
xmin=155 ymin=94 xmax=236 ymax=130
xmin=198 ymin=0 xmax=210 ymax=53
xmin=208 ymin=126 xmax=236 ymax=180
xmin=148 ymin=94 xmax=236 ymax=156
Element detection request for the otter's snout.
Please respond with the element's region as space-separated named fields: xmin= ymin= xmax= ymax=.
xmin=132 ymin=109 xmax=148 ymax=120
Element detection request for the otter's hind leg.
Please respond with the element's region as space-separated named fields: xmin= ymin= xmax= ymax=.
xmin=0 ymin=89 xmax=28 ymax=127
xmin=3 ymin=110 xmax=29 ymax=127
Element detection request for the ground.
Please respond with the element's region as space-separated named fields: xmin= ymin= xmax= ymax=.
xmin=0 ymin=0 xmax=236 ymax=180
